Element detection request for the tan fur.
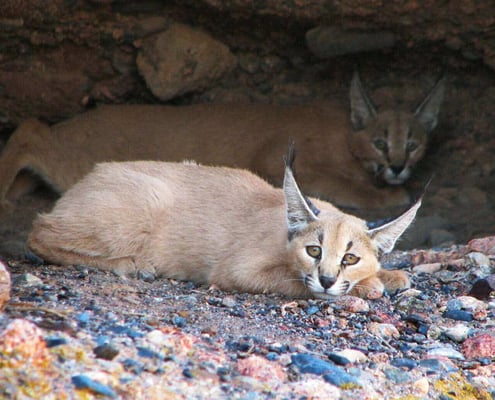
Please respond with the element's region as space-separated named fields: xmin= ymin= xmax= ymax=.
xmin=27 ymin=159 xmax=420 ymax=299
xmin=0 ymin=74 xmax=444 ymax=211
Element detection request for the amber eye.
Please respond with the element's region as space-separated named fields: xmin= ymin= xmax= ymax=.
xmin=341 ymin=253 xmax=360 ymax=266
xmin=373 ymin=138 xmax=388 ymax=152
xmin=406 ymin=140 xmax=419 ymax=152
xmin=306 ymin=246 xmax=322 ymax=259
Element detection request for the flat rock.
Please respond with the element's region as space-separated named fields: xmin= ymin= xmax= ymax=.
xmin=462 ymin=333 xmax=495 ymax=359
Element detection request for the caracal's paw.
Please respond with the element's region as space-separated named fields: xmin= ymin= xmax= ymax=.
xmin=350 ymin=276 xmax=385 ymax=299
xmin=377 ymin=269 xmax=411 ymax=293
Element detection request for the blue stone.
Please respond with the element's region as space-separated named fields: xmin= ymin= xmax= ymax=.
xmin=291 ymin=353 xmax=361 ymax=388
xmin=173 ymin=316 xmax=187 ymax=327
xmin=390 ymin=358 xmax=418 ymax=370
xmin=44 ymin=336 xmax=68 ymax=348
xmin=306 ymin=305 xmax=319 ymax=315
xmin=72 ymin=375 xmax=116 ymax=398
xmin=77 ymin=312 xmax=90 ymax=327
xmin=265 ymin=352 xmax=279 ymax=361
xmin=327 ymin=352 xmax=351 ymax=366
xmin=383 ymin=366 xmax=412 ymax=384
xmin=137 ymin=346 xmax=162 ymax=360
xmin=443 ymin=309 xmax=474 ymax=322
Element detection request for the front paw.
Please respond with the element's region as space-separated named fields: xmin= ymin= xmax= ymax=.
xmin=377 ymin=269 xmax=411 ymax=293
xmin=350 ymin=276 xmax=384 ymax=299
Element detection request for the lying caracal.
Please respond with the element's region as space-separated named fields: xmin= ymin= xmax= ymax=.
xmin=27 ymin=149 xmax=420 ymax=299
xmin=0 ymin=73 xmax=444 ymax=211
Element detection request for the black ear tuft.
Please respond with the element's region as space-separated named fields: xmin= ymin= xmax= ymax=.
xmin=284 ymin=140 xmax=297 ymax=176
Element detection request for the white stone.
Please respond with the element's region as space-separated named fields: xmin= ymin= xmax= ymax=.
xmin=334 ymin=349 xmax=367 ymax=363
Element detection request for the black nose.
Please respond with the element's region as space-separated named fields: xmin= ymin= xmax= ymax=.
xmin=319 ymin=275 xmax=336 ymax=289
xmin=390 ymin=165 xmax=404 ymax=176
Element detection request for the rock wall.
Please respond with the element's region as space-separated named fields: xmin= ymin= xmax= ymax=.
xmin=0 ymin=0 xmax=494 ymax=134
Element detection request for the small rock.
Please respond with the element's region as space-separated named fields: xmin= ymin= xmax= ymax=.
xmin=413 ymin=377 xmax=430 ymax=396
xmin=462 ymin=333 xmax=495 ymax=359
xmin=13 ymin=272 xmax=43 ymax=287
xmin=383 ymin=366 xmax=413 ymax=384
xmin=418 ymin=358 xmax=458 ymax=373
xmin=468 ymin=236 xmax=495 ymax=255
xmin=45 ymin=336 xmax=68 ymax=348
xmin=237 ymin=355 xmax=286 ymax=382
xmin=456 ymin=296 xmax=488 ymax=312
xmin=390 ymin=358 xmax=418 ymax=370
xmin=172 ymin=315 xmax=187 ymax=328
xmin=291 ymin=353 xmax=361 ymax=388
xmin=443 ymin=309 xmax=473 ymax=322
xmin=443 ymin=324 xmax=470 ymax=343
xmin=367 ymin=322 xmax=400 ymax=339
xmin=72 ymin=375 xmax=116 ymax=398
xmin=468 ymin=275 xmax=495 ymax=300
xmin=333 ymin=349 xmax=367 ymax=364
xmin=465 ymin=252 xmax=491 ymax=269
xmin=334 ymin=296 xmax=369 ymax=313
xmin=427 ymin=346 xmax=465 ymax=360
xmin=221 ymin=296 xmax=237 ymax=308
xmin=94 ymin=343 xmax=119 ymax=360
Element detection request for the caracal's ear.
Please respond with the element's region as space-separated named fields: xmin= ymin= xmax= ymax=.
xmin=415 ymin=76 xmax=446 ymax=133
xmin=368 ymin=198 xmax=422 ymax=254
xmin=350 ymin=71 xmax=377 ymax=130
xmin=283 ymin=143 xmax=319 ymax=238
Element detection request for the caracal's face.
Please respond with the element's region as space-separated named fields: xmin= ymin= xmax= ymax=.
xmin=287 ymin=212 xmax=381 ymax=298
xmin=351 ymin=111 xmax=428 ymax=186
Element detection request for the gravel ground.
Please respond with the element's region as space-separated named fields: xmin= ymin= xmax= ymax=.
xmin=1 ymin=238 xmax=495 ymax=399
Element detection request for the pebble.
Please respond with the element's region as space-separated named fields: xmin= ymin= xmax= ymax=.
xmin=456 ymin=296 xmax=488 ymax=312
xmin=443 ymin=324 xmax=470 ymax=343
xmin=390 ymin=358 xmax=418 ymax=370
xmin=443 ymin=309 xmax=473 ymax=322
xmin=462 ymin=333 xmax=495 ymax=359
xmin=367 ymin=322 xmax=400 ymax=339
xmin=291 ymin=353 xmax=361 ymax=388
xmin=418 ymin=358 xmax=458 ymax=373
xmin=333 ymin=349 xmax=367 ymax=364
xmin=71 ymin=374 xmax=116 ymax=398
xmin=334 ymin=296 xmax=369 ymax=313
xmin=172 ymin=315 xmax=187 ymax=327
xmin=221 ymin=296 xmax=237 ymax=308
xmin=45 ymin=336 xmax=69 ymax=348
xmin=13 ymin=273 xmax=43 ymax=287
xmin=468 ymin=236 xmax=495 ymax=255
xmin=383 ymin=366 xmax=413 ymax=384
xmin=94 ymin=343 xmax=120 ymax=360
xmin=427 ymin=346 xmax=465 ymax=360
xmin=237 ymin=355 xmax=286 ymax=382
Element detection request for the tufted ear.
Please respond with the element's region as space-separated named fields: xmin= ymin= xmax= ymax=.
xmin=283 ymin=144 xmax=319 ymax=239
xmin=415 ymin=76 xmax=446 ymax=133
xmin=350 ymin=71 xmax=377 ymax=130
xmin=368 ymin=198 xmax=422 ymax=253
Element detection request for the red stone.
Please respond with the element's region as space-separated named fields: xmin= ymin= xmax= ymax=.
xmin=462 ymin=333 xmax=495 ymax=359
xmin=468 ymin=236 xmax=495 ymax=255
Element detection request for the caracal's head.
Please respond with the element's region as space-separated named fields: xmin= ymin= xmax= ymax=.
xmin=283 ymin=148 xmax=421 ymax=298
xmin=348 ymin=72 xmax=445 ymax=185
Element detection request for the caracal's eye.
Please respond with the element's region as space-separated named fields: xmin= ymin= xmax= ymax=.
xmin=306 ymin=245 xmax=322 ymax=259
xmin=406 ymin=140 xmax=419 ymax=152
xmin=373 ymin=138 xmax=388 ymax=152
xmin=342 ymin=253 xmax=360 ymax=266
